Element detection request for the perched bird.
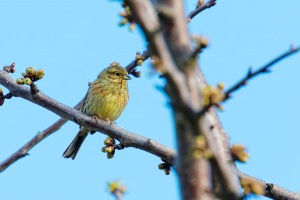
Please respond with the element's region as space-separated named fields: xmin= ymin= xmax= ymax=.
xmin=63 ymin=63 xmax=130 ymax=159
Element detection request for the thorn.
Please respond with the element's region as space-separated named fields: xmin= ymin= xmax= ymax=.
xmin=261 ymin=68 xmax=272 ymax=73
xmin=247 ymin=67 xmax=253 ymax=78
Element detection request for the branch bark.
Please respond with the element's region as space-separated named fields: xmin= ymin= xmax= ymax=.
xmin=0 ymin=0 xmax=214 ymax=174
xmin=0 ymin=66 xmax=299 ymax=199
xmin=1 ymin=1 xmax=299 ymax=200
xmin=0 ymin=70 xmax=177 ymax=167
xmin=236 ymin=168 xmax=300 ymax=200
xmin=127 ymin=0 xmax=241 ymax=199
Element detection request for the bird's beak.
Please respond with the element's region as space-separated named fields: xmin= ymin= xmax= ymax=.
xmin=124 ymin=75 xmax=131 ymax=80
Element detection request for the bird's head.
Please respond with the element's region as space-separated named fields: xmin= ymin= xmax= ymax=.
xmin=98 ymin=64 xmax=131 ymax=83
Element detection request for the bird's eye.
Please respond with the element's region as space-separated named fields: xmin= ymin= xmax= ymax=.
xmin=115 ymin=72 xmax=120 ymax=76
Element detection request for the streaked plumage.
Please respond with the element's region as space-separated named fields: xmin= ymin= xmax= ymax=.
xmin=63 ymin=64 xmax=130 ymax=159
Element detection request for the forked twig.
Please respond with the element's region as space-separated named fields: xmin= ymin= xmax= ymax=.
xmin=224 ymin=46 xmax=300 ymax=99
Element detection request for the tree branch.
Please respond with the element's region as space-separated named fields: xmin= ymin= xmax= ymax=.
xmin=125 ymin=50 xmax=150 ymax=74
xmin=0 ymin=70 xmax=176 ymax=166
xmin=198 ymin=45 xmax=300 ymax=116
xmin=186 ymin=0 xmax=217 ymax=23
xmin=236 ymin=168 xmax=299 ymax=200
xmin=0 ymin=0 xmax=215 ymax=172
xmin=128 ymin=1 xmax=241 ymax=199
xmin=0 ymin=70 xmax=298 ymax=199
xmin=0 ymin=100 xmax=83 ymax=173
xmin=224 ymin=45 xmax=300 ymax=99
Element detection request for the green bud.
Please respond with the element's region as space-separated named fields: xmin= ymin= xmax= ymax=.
xmin=105 ymin=146 xmax=114 ymax=153
xmin=200 ymin=37 xmax=209 ymax=48
xmin=101 ymin=146 xmax=106 ymax=153
xmin=35 ymin=69 xmax=45 ymax=79
xmin=24 ymin=77 xmax=32 ymax=85
xmin=137 ymin=60 xmax=143 ymax=66
xmin=158 ymin=163 xmax=165 ymax=170
xmin=164 ymin=168 xmax=171 ymax=175
xmin=119 ymin=19 xmax=128 ymax=26
xmin=16 ymin=78 xmax=25 ymax=85
xmin=26 ymin=66 xmax=35 ymax=76
xmin=104 ymin=137 xmax=115 ymax=146
xmin=107 ymin=153 xmax=114 ymax=159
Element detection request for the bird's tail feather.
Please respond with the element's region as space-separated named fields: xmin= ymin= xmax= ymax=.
xmin=62 ymin=127 xmax=89 ymax=160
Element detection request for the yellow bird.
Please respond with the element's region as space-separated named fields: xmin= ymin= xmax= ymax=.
xmin=63 ymin=63 xmax=130 ymax=159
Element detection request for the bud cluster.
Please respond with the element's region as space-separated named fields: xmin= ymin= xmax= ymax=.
xmin=231 ymin=144 xmax=250 ymax=163
xmin=16 ymin=66 xmax=45 ymax=85
xmin=119 ymin=1 xmax=135 ymax=31
xmin=202 ymin=83 xmax=225 ymax=110
xmin=158 ymin=160 xmax=171 ymax=175
xmin=101 ymin=137 xmax=116 ymax=159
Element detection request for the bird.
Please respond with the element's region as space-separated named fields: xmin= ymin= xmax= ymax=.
xmin=63 ymin=63 xmax=130 ymax=159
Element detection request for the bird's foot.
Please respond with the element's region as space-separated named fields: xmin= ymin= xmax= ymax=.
xmin=106 ymin=118 xmax=116 ymax=126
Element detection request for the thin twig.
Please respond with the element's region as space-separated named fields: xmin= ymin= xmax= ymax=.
xmin=186 ymin=0 xmax=217 ymax=23
xmin=125 ymin=50 xmax=150 ymax=74
xmin=0 ymin=99 xmax=84 ymax=173
xmin=198 ymin=45 xmax=300 ymax=116
xmin=236 ymin=168 xmax=299 ymax=200
xmin=224 ymin=46 xmax=300 ymax=99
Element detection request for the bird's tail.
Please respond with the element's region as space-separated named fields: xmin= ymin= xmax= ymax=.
xmin=62 ymin=127 xmax=89 ymax=160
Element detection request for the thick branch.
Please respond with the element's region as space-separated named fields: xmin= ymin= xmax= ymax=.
xmin=128 ymin=1 xmax=241 ymax=199
xmin=0 ymin=70 xmax=176 ymax=165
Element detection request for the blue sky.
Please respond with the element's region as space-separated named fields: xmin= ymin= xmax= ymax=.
xmin=1 ymin=1 xmax=300 ymax=200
